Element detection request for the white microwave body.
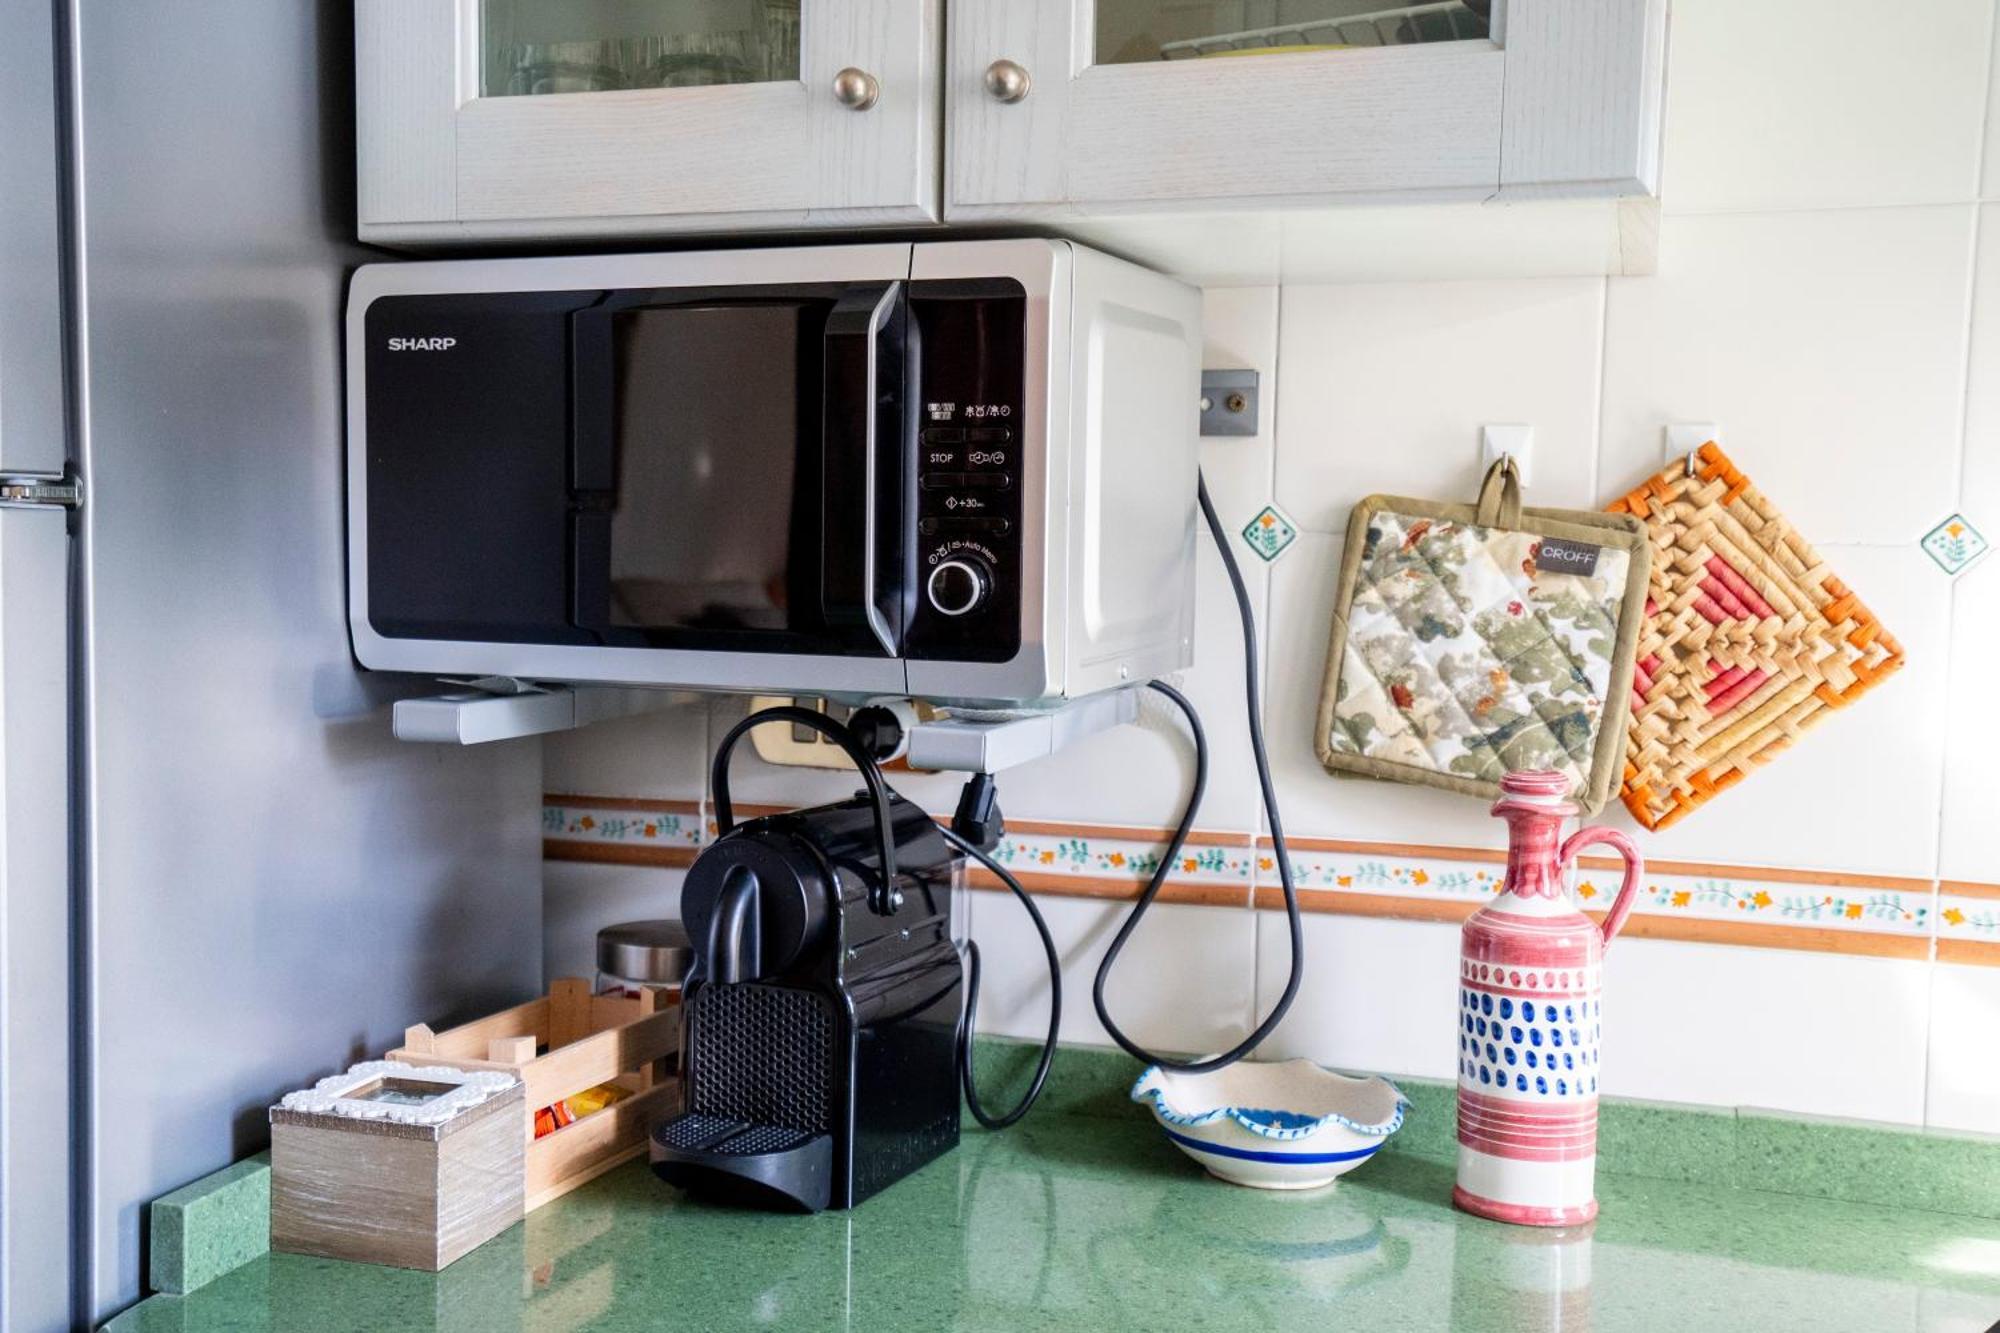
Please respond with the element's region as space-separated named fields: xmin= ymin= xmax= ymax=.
xmin=346 ymin=239 xmax=1200 ymax=708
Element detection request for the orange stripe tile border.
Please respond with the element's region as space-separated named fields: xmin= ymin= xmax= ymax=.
xmin=544 ymin=793 xmax=701 ymax=814
xmin=543 ymin=840 xmax=700 ymax=870
xmin=1939 ymin=939 xmax=2000 ymax=967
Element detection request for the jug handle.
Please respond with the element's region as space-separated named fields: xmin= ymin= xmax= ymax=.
xmin=1558 ymin=827 xmax=1644 ymax=952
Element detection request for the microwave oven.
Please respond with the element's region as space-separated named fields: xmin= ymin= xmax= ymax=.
xmin=345 ymin=239 xmax=1202 ymax=707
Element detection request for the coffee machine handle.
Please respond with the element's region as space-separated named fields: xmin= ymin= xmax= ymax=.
xmin=1558 ymin=826 xmax=1644 ymax=953
xmin=709 ymin=865 xmax=763 ymax=985
xmin=712 ymin=704 xmax=902 ymax=913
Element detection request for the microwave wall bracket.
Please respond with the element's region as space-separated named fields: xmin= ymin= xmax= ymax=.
xmin=905 ymin=685 xmax=1143 ymax=775
xmin=392 ymin=678 xmax=692 ymax=745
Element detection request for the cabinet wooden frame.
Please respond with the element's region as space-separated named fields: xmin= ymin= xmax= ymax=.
xmin=356 ymin=0 xmax=942 ymax=241
xmin=945 ymin=0 xmax=1667 ymax=219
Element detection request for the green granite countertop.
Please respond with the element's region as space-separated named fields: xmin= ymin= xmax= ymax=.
xmin=107 ymin=1107 xmax=2000 ymax=1332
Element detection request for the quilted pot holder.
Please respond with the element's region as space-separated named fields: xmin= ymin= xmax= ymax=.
xmin=1607 ymin=441 xmax=1904 ymax=831
xmin=1314 ymin=459 xmax=1651 ymax=814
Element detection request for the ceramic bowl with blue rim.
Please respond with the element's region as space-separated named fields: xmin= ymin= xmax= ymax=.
xmin=1132 ymin=1058 xmax=1406 ymax=1190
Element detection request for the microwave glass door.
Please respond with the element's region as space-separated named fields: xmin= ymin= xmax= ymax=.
xmin=572 ymin=283 xmax=909 ymax=658
xmin=479 ymin=0 xmax=802 ymax=97
xmin=605 ymin=303 xmax=818 ymax=637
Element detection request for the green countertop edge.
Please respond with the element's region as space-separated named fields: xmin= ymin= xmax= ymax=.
xmin=147 ymin=1151 xmax=270 ymax=1296
xmin=141 ymin=1039 xmax=2000 ymax=1305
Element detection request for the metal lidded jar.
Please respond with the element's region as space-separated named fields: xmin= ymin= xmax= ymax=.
xmin=596 ymin=919 xmax=693 ymax=1001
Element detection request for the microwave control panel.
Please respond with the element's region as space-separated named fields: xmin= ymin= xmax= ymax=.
xmin=904 ymin=281 xmax=1026 ymax=664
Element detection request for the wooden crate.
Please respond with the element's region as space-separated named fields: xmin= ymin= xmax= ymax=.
xmin=389 ymin=978 xmax=680 ymax=1210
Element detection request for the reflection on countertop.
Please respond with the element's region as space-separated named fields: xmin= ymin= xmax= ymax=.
xmin=105 ymin=1113 xmax=2000 ymax=1332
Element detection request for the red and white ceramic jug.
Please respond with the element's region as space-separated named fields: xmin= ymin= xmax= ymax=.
xmin=1454 ymin=770 xmax=1642 ymax=1227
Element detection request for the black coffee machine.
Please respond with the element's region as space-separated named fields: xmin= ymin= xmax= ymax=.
xmin=650 ymin=711 xmax=963 ymax=1213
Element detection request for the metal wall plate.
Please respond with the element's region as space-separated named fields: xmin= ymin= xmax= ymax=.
xmin=1200 ymin=369 xmax=1259 ymax=437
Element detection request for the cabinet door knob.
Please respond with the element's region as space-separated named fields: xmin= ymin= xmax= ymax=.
xmin=832 ymin=67 xmax=880 ymax=110
xmin=983 ymin=59 xmax=1031 ymax=104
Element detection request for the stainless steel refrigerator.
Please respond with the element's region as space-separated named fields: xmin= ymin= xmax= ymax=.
xmin=0 ymin=5 xmax=545 ymax=1329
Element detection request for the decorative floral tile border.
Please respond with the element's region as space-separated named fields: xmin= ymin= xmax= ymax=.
xmin=544 ymin=797 xmax=703 ymax=864
xmin=1265 ymin=841 xmax=1932 ymax=946
xmin=541 ymin=797 xmax=1986 ymax=964
xmin=1939 ymin=883 xmax=2000 ymax=963
xmin=986 ymin=830 xmax=1255 ymax=887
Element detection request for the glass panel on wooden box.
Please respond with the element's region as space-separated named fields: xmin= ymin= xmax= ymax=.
xmin=481 ymin=0 xmax=803 ymax=97
xmin=1093 ymin=0 xmax=1493 ymax=66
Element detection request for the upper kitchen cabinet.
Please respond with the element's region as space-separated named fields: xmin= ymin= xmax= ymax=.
xmin=948 ymin=0 xmax=1669 ymax=280
xmin=356 ymin=0 xmax=942 ymax=242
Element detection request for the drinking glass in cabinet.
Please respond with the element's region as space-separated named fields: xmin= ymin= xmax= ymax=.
xmin=1093 ymin=0 xmax=1493 ymax=65
xmin=480 ymin=0 xmax=802 ymax=98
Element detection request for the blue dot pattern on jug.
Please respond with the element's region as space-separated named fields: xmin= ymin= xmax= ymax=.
xmin=1455 ymin=982 xmax=1602 ymax=1102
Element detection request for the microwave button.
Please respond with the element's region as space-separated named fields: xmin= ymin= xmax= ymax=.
xmin=923 ymin=427 xmax=967 ymax=445
xmin=966 ymin=426 xmax=1012 ymax=443
xmin=920 ymin=517 xmax=1009 ymax=536
xmin=920 ymin=472 xmax=968 ymax=491
xmin=958 ymin=472 xmax=1011 ymax=490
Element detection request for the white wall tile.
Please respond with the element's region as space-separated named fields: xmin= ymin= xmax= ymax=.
xmin=1250 ymin=911 xmax=1464 ymax=1081
xmin=1274 ymin=278 xmax=1605 ymax=534
xmin=967 ymin=888 xmax=1256 ymax=1057
xmin=1940 ymin=559 xmax=2000 ymax=883
xmin=1664 ymin=0 xmax=1990 ymax=215
xmin=1602 ymin=939 xmax=1931 ymax=1126
xmin=1954 ymin=204 xmax=2000 ymax=526
xmin=1601 ymin=208 xmax=1974 ymax=544
xmin=1263 ymin=531 xmax=1528 ymax=849
xmin=543 ymin=701 xmax=708 ymax=801
xmin=542 ymin=861 xmax=687 ymax=987
xmin=1603 ymin=544 xmax=1948 ymax=879
xmin=1926 ymin=962 xmax=2000 ymax=1133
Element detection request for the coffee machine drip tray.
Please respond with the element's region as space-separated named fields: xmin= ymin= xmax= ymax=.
xmin=650 ymin=1112 xmax=834 ymax=1213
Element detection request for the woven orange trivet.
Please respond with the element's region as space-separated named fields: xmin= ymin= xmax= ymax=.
xmin=1606 ymin=441 xmax=1905 ymax=831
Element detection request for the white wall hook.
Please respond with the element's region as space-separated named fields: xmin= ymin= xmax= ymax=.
xmin=1482 ymin=424 xmax=1535 ymax=489
xmin=1665 ymin=422 xmax=1722 ymax=476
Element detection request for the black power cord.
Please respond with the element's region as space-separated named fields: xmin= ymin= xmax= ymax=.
xmin=944 ymin=824 xmax=1061 ymax=1129
xmin=1090 ymin=472 xmax=1304 ymax=1074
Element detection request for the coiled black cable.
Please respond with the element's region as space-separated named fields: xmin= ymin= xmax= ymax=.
xmin=1090 ymin=473 xmax=1304 ymax=1074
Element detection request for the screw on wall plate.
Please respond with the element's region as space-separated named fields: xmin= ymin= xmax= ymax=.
xmin=1200 ymin=369 xmax=1259 ymax=437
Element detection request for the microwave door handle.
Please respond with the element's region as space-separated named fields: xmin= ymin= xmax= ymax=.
xmin=821 ymin=282 xmax=901 ymax=657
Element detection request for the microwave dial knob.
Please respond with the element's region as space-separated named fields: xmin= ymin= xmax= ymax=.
xmin=927 ymin=557 xmax=991 ymax=618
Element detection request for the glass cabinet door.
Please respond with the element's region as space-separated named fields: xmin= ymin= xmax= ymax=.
xmin=1093 ymin=0 xmax=1492 ymax=66
xmin=356 ymin=0 xmax=940 ymax=239
xmin=480 ymin=0 xmax=802 ymax=97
